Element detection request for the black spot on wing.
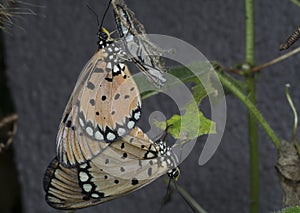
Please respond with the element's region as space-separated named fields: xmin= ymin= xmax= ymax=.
xmin=131 ymin=178 xmax=139 ymax=185
xmin=105 ymin=77 xmax=113 ymax=82
xmin=122 ymin=153 xmax=128 ymax=159
xmin=62 ymin=113 xmax=69 ymax=123
xmin=90 ymin=99 xmax=95 ymax=106
xmin=120 ymin=143 xmax=125 ymax=149
xmin=148 ymin=168 xmax=152 ymax=177
xmin=114 ymin=94 xmax=120 ymax=100
xmin=94 ymin=68 xmax=104 ymax=73
xmin=66 ymin=120 xmax=72 ymax=128
xmin=87 ymin=81 xmax=95 ymax=90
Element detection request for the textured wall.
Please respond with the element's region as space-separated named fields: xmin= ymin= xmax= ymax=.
xmin=3 ymin=0 xmax=300 ymax=212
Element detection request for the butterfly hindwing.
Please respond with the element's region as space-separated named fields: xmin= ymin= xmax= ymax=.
xmin=45 ymin=127 xmax=177 ymax=210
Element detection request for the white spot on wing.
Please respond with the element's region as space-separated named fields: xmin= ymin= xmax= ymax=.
xmin=95 ymin=131 xmax=104 ymax=140
xmin=79 ymin=118 xmax=84 ymax=127
xmin=127 ymin=121 xmax=135 ymax=129
xmin=79 ymin=171 xmax=89 ymax=182
xmin=107 ymin=132 xmax=116 ymax=141
xmin=117 ymin=128 xmax=126 ymax=136
xmin=113 ymin=64 xmax=119 ymax=73
xmin=79 ymin=163 xmax=88 ymax=169
xmin=91 ymin=193 xmax=100 ymax=198
xmin=146 ymin=152 xmax=155 ymax=158
xmin=83 ymin=184 xmax=92 ymax=192
xmin=134 ymin=111 xmax=141 ymax=120
xmin=86 ymin=127 xmax=93 ymax=136
xmin=119 ymin=63 xmax=125 ymax=70
xmin=107 ymin=62 xmax=112 ymax=69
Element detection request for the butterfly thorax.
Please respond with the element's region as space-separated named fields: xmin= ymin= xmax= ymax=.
xmin=155 ymin=139 xmax=169 ymax=155
xmin=155 ymin=139 xmax=178 ymax=173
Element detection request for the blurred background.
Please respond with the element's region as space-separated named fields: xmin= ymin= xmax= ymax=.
xmin=1 ymin=0 xmax=300 ymax=212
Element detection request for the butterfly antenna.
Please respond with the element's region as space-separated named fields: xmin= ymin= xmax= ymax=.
xmin=86 ymin=4 xmax=100 ymax=27
xmin=158 ymin=177 xmax=173 ymax=213
xmin=99 ymin=0 xmax=112 ymax=29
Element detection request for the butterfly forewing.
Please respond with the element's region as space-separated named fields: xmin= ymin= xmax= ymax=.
xmin=56 ymin=40 xmax=142 ymax=167
xmin=45 ymin=127 xmax=177 ymax=210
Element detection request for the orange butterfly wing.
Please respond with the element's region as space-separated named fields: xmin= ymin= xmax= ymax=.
xmin=56 ymin=47 xmax=141 ymax=167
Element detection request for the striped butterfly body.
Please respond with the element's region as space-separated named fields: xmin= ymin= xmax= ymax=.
xmin=112 ymin=0 xmax=167 ymax=88
xmin=44 ymin=127 xmax=178 ymax=210
xmin=56 ymin=27 xmax=142 ymax=167
xmin=156 ymin=139 xmax=180 ymax=181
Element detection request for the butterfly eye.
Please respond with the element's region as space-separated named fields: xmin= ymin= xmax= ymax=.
xmin=167 ymin=167 xmax=180 ymax=181
xmin=98 ymin=31 xmax=108 ymax=40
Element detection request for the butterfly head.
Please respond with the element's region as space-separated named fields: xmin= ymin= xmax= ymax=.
xmin=167 ymin=167 xmax=180 ymax=181
xmin=97 ymin=27 xmax=112 ymax=49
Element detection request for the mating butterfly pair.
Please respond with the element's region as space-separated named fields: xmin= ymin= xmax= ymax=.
xmin=44 ymin=0 xmax=177 ymax=210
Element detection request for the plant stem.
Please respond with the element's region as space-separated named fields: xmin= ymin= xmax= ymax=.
xmin=163 ymin=178 xmax=207 ymax=213
xmin=245 ymin=0 xmax=255 ymax=66
xmin=247 ymin=75 xmax=259 ymax=213
xmin=285 ymin=84 xmax=300 ymax=155
xmin=245 ymin=0 xmax=259 ymax=212
xmin=290 ymin=0 xmax=300 ymax=8
xmin=173 ymin=182 xmax=207 ymax=213
xmin=217 ymin=73 xmax=281 ymax=149
xmin=249 ymin=46 xmax=300 ymax=73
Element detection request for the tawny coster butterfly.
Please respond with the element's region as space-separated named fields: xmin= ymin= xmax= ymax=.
xmin=56 ymin=24 xmax=142 ymax=166
xmin=112 ymin=0 xmax=167 ymax=88
xmin=44 ymin=127 xmax=178 ymax=210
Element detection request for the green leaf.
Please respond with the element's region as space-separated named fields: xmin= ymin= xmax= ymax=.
xmin=154 ymin=102 xmax=216 ymax=140
xmin=153 ymin=62 xmax=217 ymax=140
xmin=279 ymin=206 xmax=300 ymax=213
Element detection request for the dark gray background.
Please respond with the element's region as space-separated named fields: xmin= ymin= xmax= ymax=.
xmin=3 ymin=0 xmax=300 ymax=212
